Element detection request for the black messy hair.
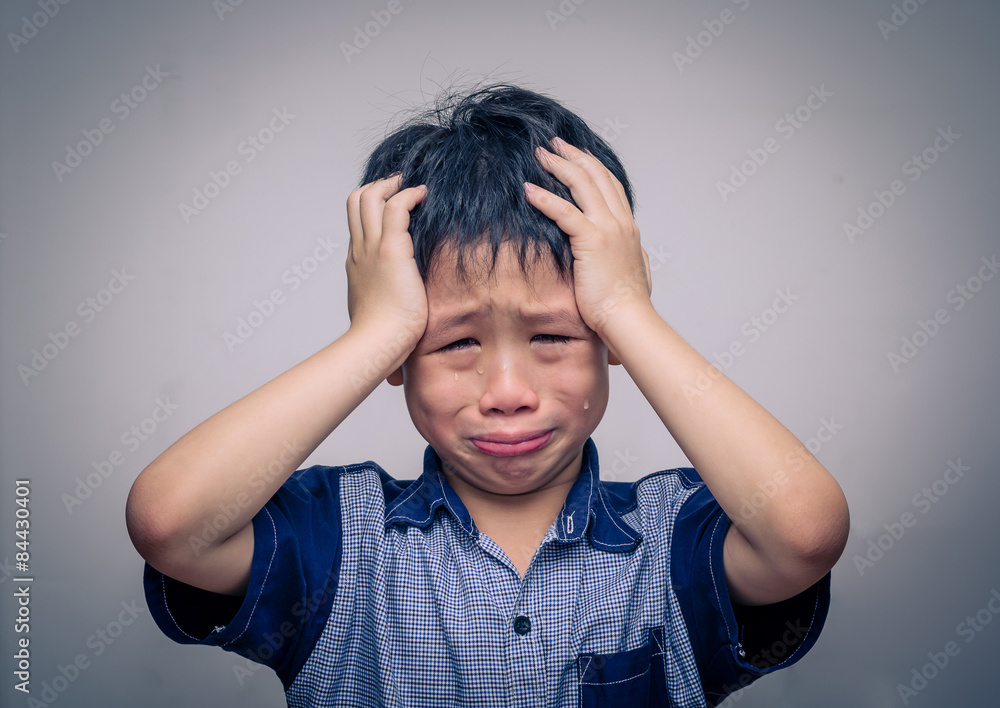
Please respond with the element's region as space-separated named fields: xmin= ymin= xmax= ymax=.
xmin=358 ymin=82 xmax=634 ymax=283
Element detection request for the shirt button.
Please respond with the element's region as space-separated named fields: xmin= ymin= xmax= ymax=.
xmin=513 ymin=615 xmax=532 ymax=635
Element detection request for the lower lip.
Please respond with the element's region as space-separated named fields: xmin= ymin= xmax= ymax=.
xmin=472 ymin=430 xmax=553 ymax=457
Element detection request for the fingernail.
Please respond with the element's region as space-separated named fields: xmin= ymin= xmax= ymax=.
xmin=524 ymin=182 xmax=537 ymax=193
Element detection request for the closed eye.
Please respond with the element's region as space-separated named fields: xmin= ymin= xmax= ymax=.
xmin=533 ymin=334 xmax=571 ymax=344
xmin=438 ymin=338 xmax=478 ymax=352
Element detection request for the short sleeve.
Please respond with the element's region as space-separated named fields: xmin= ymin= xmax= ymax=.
xmin=671 ymin=483 xmax=831 ymax=707
xmin=142 ymin=465 xmax=344 ymax=690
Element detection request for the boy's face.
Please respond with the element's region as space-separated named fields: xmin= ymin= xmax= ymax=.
xmin=389 ymin=242 xmax=610 ymax=497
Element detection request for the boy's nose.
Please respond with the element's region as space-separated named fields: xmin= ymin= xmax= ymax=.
xmin=477 ymin=355 xmax=540 ymax=415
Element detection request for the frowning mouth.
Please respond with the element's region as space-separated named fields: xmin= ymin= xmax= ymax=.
xmin=470 ymin=430 xmax=553 ymax=457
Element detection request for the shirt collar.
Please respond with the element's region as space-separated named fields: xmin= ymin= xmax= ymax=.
xmin=384 ymin=438 xmax=642 ymax=553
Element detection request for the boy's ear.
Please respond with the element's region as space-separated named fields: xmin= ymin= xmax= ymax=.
xmin=387 ymin=367 xmax=404 ymax=386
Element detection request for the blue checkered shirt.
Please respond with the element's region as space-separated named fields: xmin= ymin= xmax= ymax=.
xmin=144 ymin=438 xmax=830 ymax=707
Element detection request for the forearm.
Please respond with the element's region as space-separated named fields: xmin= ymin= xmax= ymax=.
xmin=126 ymin=322 xmax=414 ymax=553
xmin=600 ymin=302 xmax=849 ymax=569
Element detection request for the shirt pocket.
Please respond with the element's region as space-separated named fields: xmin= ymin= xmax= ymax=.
xmin=576 ymin=626 xmax=670 ymax=708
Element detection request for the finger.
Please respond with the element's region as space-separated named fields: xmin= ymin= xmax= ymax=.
xmin=357 ymin=174 xmax=405 ymax=251
xmin=547 ymin=138 xmax=632 ymax=223
xmin=346 ymin=185 xmax=368 ymax=262
xmin=535 ymin=144 xmax=611 ymax=222
xmin=380 ymin=184 xmax=428 ymax=253
xmin=550 ymin=136 xmax=631 ymax=212
xmin=557 ymin=138 xmax=631 ymax=221
xmin=523 ymin=181 xmax=599 ymax=248
xmin=347 ymin=176 xmax=396 ymax=260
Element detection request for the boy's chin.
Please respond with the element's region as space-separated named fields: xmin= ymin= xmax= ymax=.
xmin=441 ymin=438 xmax=587 ymax=482
xmin=441 ymin=461 xmax=565 ymax=497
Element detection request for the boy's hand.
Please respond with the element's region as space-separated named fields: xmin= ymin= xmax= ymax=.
xmin=523 ymin=137 xmax=652 ymax=338
xmin=346 ymin=174 xmax=429 ymax=344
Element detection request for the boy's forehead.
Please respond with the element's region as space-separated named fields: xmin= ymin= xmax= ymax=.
xmin=424 ymin=243 xmax=577 ymax=316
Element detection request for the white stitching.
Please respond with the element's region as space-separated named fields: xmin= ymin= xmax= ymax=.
xmin=579 ymin=458 xmax=594 ymax=538
xmin=223 ymin=507 xmax=278 ymax=646
xmin=707 ymin=512 xmax=733 ymax=640
xmin=384 ymin=479 xmax=433 ymax=526
xmin=651 ymin=627 xmax=664 ymax=657
xmin=438 ymin=468 xmax=477 ymax=537
xmin=773 ymin=579 xmax=824 ymax=666
xmin=158 ymin=574 xmax=198 ymax=640
xmin=156 ymin=508 xmax=278 ymax=646
xmin=596 ymin=486 xmax=640 ymax=545
xmin=578 ymin=663 xmax=652 ymax=686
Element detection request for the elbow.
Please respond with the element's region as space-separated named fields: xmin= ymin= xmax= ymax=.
xmin=784 ymin=485 xmax=851 ymax=573
xmin=125 ymin=478 xmax=163 ymax=561
xmin=125 ymin=466 xmax=185 ymax=564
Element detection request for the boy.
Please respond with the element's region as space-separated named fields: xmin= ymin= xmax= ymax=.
xmin=126 ymin=83 xmax=850 ymax=707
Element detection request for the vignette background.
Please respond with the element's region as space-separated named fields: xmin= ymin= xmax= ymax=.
xmin=1 ymin=0 xmax=998 ymax=705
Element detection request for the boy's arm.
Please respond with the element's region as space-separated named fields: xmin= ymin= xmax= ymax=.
xmin=125 ymin=176 xmax=428 ymax=597
xmin=597 ymin=306 xmax=847 ymax=606
xmin=525 ymin=138 xmax=849 ymax=607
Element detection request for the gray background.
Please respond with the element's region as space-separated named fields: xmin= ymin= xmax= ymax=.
xmin=2 ymin=0 xmax=999 ymax=706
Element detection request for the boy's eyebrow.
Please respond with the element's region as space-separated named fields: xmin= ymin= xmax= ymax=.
xmin=425 ymin=310 xmax=479 ymax=337
xmin=519 ymin=309 xmax=588 ymax=331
